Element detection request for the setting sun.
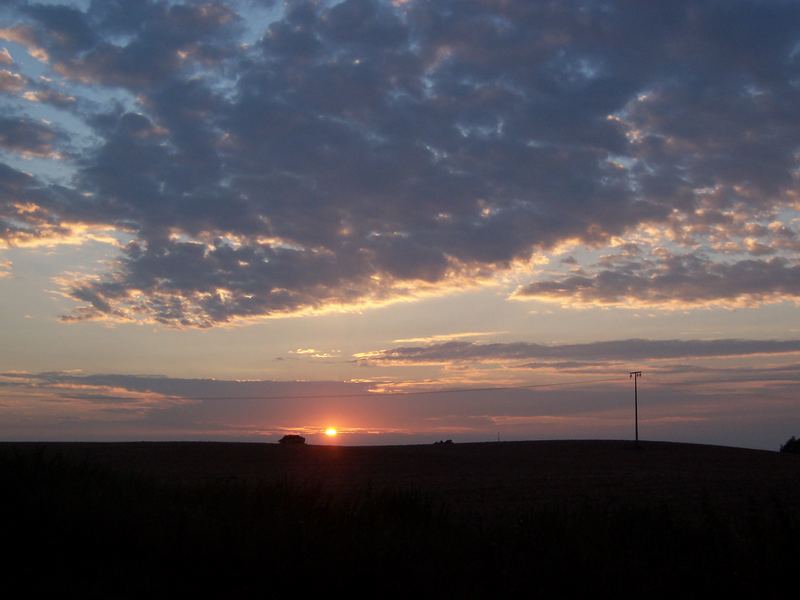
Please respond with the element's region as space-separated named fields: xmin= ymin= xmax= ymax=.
xmin=324 ymin=427 xmax=338 ymax=437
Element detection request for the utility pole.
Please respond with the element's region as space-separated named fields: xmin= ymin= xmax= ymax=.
xmin=629 ymin=371 xmax=642 ymax=444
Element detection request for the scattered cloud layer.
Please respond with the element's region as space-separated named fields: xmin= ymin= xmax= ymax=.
xmin=0 ymin=1 xmax=798 ymax=325
xmin=516 ymin=253 xmax=800 ymax=308
xmin=2 ymin=361 xmax=798 ymax=448
xmin=356 ymin=337 xmax=800 ymax=365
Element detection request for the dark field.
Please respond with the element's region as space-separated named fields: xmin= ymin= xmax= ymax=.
xmin=8 ymin=439 xmax=800 ymax=516
xmin=4 ymin=440 xmax=800 ymax=595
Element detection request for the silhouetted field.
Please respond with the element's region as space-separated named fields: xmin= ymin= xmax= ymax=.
xmin=3 ymin=440 xmax=799 ymax=595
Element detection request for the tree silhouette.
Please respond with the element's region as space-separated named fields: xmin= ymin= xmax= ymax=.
xmin=278 ymin=434 xmax=306 ymax=445
xmin=779 ymin=436 xmax=800 ymax=454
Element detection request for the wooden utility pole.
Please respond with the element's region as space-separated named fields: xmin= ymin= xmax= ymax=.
xmin=629 ymin=371 xmax=642 ymax=444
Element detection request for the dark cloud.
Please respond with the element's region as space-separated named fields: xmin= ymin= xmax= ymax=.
xmin=519 ymin=361 xmax=615 ymax=371
xmin=10 ymin=1 xmax=241 ymax=88
xmin=644 ymin=361 xmax=800 ymax=382
xmin=358 ymin=338 xmax=800 ymax=365
xmin=21 ymin=2 xmax=98 ymax=54
xmin=0 ymin=115 xmax=60 ymax=156
xmin=516 ymin=253 xmax=800 ymax=307
xmin=1 ymin=1 xmax=799 ymax=324
xmin=9 ymin=370 xmax=374 ymax=399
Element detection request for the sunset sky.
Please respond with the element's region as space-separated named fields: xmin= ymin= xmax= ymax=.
xmin=1 ymin=0 xmax=799 ymax=449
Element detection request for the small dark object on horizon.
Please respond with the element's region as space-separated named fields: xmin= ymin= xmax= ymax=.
xmin=278 ymin=434 xmax=306 ymax=445
xmin=780 ymin=436 xmax=800 ymax=454
xmin=434 ymin=439 xmax=453 ymax=445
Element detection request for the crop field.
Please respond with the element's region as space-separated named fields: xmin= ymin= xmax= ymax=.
xmin=3 ymin=440 xmax=799 ymax=595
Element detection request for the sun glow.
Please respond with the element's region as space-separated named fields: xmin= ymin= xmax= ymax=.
xmin=324 ymin=427 xmax=338 ymax=437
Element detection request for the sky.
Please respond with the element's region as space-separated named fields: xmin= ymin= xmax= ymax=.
xmin=1 ymin=0 xmax=799 ymax=449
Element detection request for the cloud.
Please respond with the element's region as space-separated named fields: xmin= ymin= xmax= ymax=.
xmin=0 ymin=162 xmax=55 ymax=244
xmin=0 ymin=0 xmax=797 ymax=325
xmin=0 ymin=25 xmax=49 ymax=62
xmin=0 ymin=69 xmax=26 ymax=93
xmin=0 ymin=162 xmax=120 ymax=249
xmin=36 ymin=1 xmax=241 ymax=88
xmin=393 ymin=331 xmax=507 ymax=344
xmin=0 ymin=48 xmax=13 ymax=65
xmin=22 ymin=86 xmax=76 ymax=108
xmin=0 ymin=115 xmax=62 ymax=157
xmin=0 ymin=370 xmax=373 ymax=400
xmin=356 ymin=338 xmax=800 ymax=365
xmin=515 ymin=253 xmax=800 ymax=308
xmin=289 ymin=348 xmax=340 ymax=358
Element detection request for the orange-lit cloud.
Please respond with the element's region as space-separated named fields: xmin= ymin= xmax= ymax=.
xmin=0 ymin=27 xmax=48 ymax=62
xmin=289 ymin=348 xmax=340 ymax=359
xmin=1 ymin=216 xmax=122 ymax=250
xmin=0 ymin=259 xmax=11 ymax=278
xmin=0 ymin=69 xmax=26 ymax=93
xmin=22 ymin=88 xmax=76 ymax=106
xmin=392 ymin=331 xmax=507 ymax=344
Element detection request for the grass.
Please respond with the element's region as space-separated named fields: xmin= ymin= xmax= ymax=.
xmin=3 ymin=443 xmax=799 ymax=595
